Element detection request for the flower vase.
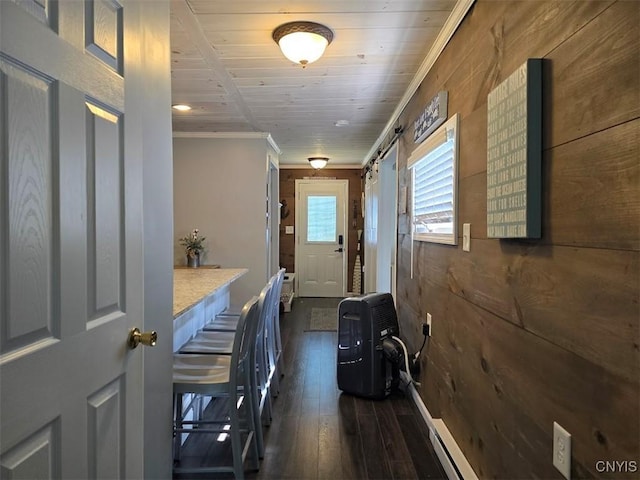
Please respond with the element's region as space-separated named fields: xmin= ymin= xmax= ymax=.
xmin=187 ymin=253 xmax=200 ymax=268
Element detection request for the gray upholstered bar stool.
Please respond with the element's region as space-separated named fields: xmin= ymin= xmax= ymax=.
xmin=172 ymin=296 xmax=261 ymax=480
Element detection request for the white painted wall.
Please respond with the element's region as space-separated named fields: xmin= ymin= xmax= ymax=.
xmin=173 ymin=136 xmax=279 ymax=305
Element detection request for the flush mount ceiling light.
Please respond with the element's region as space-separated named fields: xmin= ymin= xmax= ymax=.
xmin=272 ymin=21 xmax=333 ymax=68
xmin=172 ymin=104 xmax=192 ymax=112
xmin=308 ymin=156 xmax=329 ymax=169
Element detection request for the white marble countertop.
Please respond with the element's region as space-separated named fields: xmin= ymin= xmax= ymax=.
xmin=173 ymin=267 xmax=247 ymax=317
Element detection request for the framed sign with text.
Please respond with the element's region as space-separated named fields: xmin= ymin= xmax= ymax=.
xmin=486 ymin=59 xmax=542 ymax=238
xmin=414 ymin=91 xmax=448 ymax=144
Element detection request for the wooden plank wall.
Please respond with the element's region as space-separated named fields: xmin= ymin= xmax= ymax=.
xmin=395 ymin=1 xmax=639 ymax=478
xmin=279 ymin=168 xmax=364 ymax=292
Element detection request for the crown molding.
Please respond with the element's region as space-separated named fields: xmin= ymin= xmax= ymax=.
xmin=172 ymin=131 xmax=281 ymax=154
xmin=361 ymin=0 xmax=476 ymax=166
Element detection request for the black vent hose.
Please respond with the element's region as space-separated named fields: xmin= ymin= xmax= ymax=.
xmin=382 ymin=337 xmax=403 ymax=367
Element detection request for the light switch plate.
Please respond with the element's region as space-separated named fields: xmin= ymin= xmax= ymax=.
xmin=285 ymin=226 xmax=294 ymax=234
xmin=462 ymin=223 xmax=471 ymax=251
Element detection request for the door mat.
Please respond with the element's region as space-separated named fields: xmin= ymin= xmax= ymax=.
xmin=305 ymin=307 xmax=338 ymax=331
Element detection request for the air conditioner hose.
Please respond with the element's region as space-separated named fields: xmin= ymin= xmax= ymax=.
xmin=391 ymin=335 xmax=420 ymax=387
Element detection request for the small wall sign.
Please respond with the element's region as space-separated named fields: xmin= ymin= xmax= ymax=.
xmin=414 ymin=91 xmax=448 ymax=144
xmin=486 ymin=59 xmax=542 ymax=238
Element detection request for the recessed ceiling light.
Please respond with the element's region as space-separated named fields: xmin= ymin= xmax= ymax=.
xmin=335 ymin=119 xmax=349 ymax=127
xmin=172 ymin=104 xmax=192 ymax=112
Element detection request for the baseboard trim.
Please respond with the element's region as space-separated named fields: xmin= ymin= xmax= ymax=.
xmin=402 ymin=372 xmax=479 ymax=480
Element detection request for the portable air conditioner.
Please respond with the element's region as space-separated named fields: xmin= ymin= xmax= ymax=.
xmin=337 ymin=292 xmax=401 ymax=399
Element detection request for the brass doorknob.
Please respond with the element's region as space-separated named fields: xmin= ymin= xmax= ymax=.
xmin=128 ymin=328 xmax=157 ymax=349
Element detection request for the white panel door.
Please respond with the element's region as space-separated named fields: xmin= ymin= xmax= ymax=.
xmin=295 ymin=180 xmax=347 ymax=297
xmin=363 ymin=150 xmax=398 ymax=297
xmin=368 ymin=147 xmax=398 ymax=298
xmin=364 ymin=171 xmax=379 ymax=294
xmin=376 ymin=147 xmax=398 ymax=298
xmin=1 ymin=2 xmax=147 ymax=478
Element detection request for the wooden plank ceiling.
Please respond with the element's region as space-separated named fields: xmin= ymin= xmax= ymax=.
xmin=170 ymin=0 xmax=459 ymax=166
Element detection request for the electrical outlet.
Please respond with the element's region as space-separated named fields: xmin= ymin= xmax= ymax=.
xmin=553 ymin=422 xmax=571 ymax=479
xmin=426 ymin=313 xmax=432 ymax=336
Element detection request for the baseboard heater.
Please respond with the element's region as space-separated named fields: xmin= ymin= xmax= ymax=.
xmin=401 ymin=372 xmax=479 ymax=480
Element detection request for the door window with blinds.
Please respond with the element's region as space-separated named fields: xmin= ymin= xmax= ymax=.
xmin=408 ymin=113 xmax=459 ymax=245
xmin=307 ymin=195 xmax=337 ymax=242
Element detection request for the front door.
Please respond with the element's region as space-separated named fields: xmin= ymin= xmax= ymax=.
xmin=295 ymin=179 xmax=348 ymax=297
xmin=1 ymin=2 xmax=148 ymax=477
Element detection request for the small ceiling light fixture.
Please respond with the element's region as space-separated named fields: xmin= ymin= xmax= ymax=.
xmin=308 ymin=156 xmax=329 ymax=169
xmin=172 ymin=104 xmax=192 ymax=111
xmin=272 ymin=21 xmax=333 ymax=68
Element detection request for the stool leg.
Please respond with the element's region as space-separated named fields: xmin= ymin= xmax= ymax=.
xmin=197 ymin=393 xmax=205 ymax=422
xmin=252 ymin=385 xmax=265 ymax=457
xmin=244 ymin=365 xmax=263 ymax=466
xmin=229 ymin=394 xmax=244 ymax=480
xmin=262 ymin=386 xmax=272 ymax=427
xmin=173 ymin=393 xmax=183 ymax=463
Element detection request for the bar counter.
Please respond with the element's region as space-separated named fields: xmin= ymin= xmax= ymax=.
xmin=173 ymin=267 xmax=247 ymax=317
xmin=173 ymin=267 xmax=247 ymax=351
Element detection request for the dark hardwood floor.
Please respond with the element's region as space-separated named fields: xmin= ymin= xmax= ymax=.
xmin=174 ymin=297 xmax=447 ymax=480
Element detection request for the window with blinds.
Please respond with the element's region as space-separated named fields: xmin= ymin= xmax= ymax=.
xmin=408 ymin=113 xmax=459 ymax=245
xmin=307 ymin=195 xmax=337 ymax=242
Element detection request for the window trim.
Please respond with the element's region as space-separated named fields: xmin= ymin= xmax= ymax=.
xmin=408 ymin=113 xmax=459 ymax=245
